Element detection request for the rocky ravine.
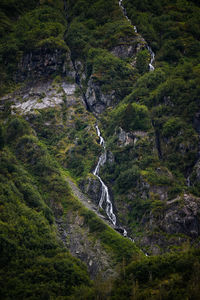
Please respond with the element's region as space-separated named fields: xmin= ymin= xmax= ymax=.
xmin=0 ymin=78 xmax=130 ymax=278
xmin=2 ymin=0 xmax=200 ymax=265
xmin=56 ymin=177 xmax=118 ymax=279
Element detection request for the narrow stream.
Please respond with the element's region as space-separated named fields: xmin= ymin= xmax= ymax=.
xmin=92 ymin=1 xmax=155 ymax=242
xmin=147 ymin=45 xmax=155 ymax=71
xmin=93 ymin=125 xmax=127 ymax=237
xmin=89 ymin=0 xmax=154 ymax=248
xmin=119 ymin=0 xmax=155 ymax=71
xmin=93 ymin=127 xmax=148 ymax=251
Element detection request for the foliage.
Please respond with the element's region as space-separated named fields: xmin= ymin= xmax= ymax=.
xmin=0 ymin=146 xmax=93 ymax=299
xmin=0 ymin=114 xmax=142 ymax=298
xmin=136 ymin=49 xmax=150 ymax=74
xmin=87 ymin=48 xmax=135 ymax=96
xmin=116 ymin=166 xmax=140 ymax=193
xmin=108 ymin=102 xmax=151 ymax=133
xmin=1 ymin=0 xmax=200 ymax=298
xmin=0 ymin=0 xmax=67 ymax=95
xmin=111 ymin=249 xmax=200 ymax=299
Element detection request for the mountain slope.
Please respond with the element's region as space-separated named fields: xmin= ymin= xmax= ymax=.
xmin=1 ymin=0 xmax=200 ymax=299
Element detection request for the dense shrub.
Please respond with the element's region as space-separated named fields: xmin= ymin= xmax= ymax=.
xmin=109 ymin=102 xmax=151 ymax=132
xmin=116 ymin=166 xmax=140 ymax=193
xmin=6 ymin=117 xmax=30 ymax=143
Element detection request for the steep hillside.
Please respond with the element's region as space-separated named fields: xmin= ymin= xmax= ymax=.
xmin=1 ymin=0 xmax=200 ymax=299
xmin=99 ymin=0 xmax=200 ymax=255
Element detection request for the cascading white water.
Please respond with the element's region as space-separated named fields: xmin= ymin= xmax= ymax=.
xmin=133 ymin=25 xmax=137 ymax=33
xmin=119 ymin=0 xmax=155 ymax=71
xmin=93 ymin=125 xmax=116 ymax=225
xmin=93 ymin=125 xmax=127 ymax=237
xmin=147 ymin=45 xmax=155 ymax=71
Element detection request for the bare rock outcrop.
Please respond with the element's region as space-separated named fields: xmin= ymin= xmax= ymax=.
xmin=85 ymin=78 xmax=115 ymax=114
xmin=110 ymin=36 xmax=146 ymax=63
xmin=138 ymin=193 xmax=200 ymax=254
xmin=15 ymin=48 xmax=75 ymax=82
xmin=79 ymin=175 xmax=102 ymax=206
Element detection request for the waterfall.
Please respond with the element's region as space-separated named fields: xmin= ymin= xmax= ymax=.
xmin=93 ymin=125 xmax=127 ymax=237
xmin=147 ymin=45 xmax=155 ymax=71
xmin=119 ymin=0 xmax=155 ymax=71
xmin=93 ymin=125 xmax=116 ymax=225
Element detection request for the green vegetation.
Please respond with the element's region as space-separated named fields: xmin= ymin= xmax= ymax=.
xmin=65 ymin=0 xmax=149 ymax=100
xmin=111 ymin=249 xmax=200 ymax=299
xmin=0 ymin=0 xmax=67 ymax=95
xmin=0 ymin=144 xmax=93 ymax=299
xmin=1 ymin=0 xmax=200 ymax=298
xmin=108 ymin=102 xmax=151 ymax=132
xmin=123 ymin=0 xmax=200 ymax=62
xmin=0 ymin=113 xmax=141 ymax=298
xmin=96 ymin=0 xmax=200 ymax=255
xmin=87 ymin=48 xmax=135 ymax=96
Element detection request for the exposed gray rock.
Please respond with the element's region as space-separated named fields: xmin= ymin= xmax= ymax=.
xmin=150 ymin=186 xmax=168 ymax=201
xmin=111 ymin=44 xmax=136 ymax=59
xmin=56 ymin=214 xmax=115 ymax=279
xmin=138 ymin=193 xmax=200 ymax=254
xmin=61 ymin=82 xmax=76 ymax=95
xmin=79 ymin=175 xmax=102 ymax=206
xmin=64 ymin=52 xmax=76 ymax=79
xmin=138 ymin=232 xmax=187 ymax=256
xmin=110 ymin=36 xmax=146 ymax=62
xmin=85 ymin=78 xmax=115 ymax=113
xmin=55 ymin=177 xmax=118 ymax=279
xmin=161 ymin=194 xmax=200 ymax=237
xmin=74 ymin=60 xmax=86 ymax=83
xmin=117 ymin=127 xmax=148 ymax=147
xmin=118 ymin=127 xmax=135 ymax=146
xmin=7 ymin=81 xmax=77 ymax=115
xmin=15 ymin=48 xmax=74 ymax=82
xmin=107 ymin=151 xmax=115 ymax=164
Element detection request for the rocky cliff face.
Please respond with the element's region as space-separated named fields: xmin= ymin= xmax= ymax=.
xmin=84 ymin=36 xmax=147 ymax=114
xmin=1 ymin=0 xmax=200 ymax=275
xmin=2 ymin=0 xmax=200 ymax=298
xmin=91 ymin=125 xmax=200 ymax=255
xmin=0 ymin=76 xmax=129 ymax=278
xmin=85 ymin=78 xmax=116 ymax=114
xmin=56 ymin=213 xmax=115 ymax=279
xmin=138 ymin=193 xmax=200 ymax=254
xmin=79 ymin=174 xmax=102 ymax=206
xmin=110 ymin=35 xmax=146 ymax=63
xmin=15 ymin=48 xmax=75 ymax=82
xmin=161 ymin=194 xmax=200 ymax=237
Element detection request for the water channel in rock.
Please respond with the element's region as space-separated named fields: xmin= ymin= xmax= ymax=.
xmin=119 ymin=0 xmax=155 ymax=71
xmin=93 ymin=125 xmax=127 ymax=237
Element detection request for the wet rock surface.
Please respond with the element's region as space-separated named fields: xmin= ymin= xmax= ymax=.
xmin=79 ymin=175 xmax=102 ymax=206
